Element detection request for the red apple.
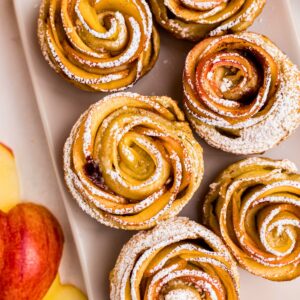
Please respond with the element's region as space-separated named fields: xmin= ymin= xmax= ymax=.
xmin=0 ymin=203 xmax=64 ymax=300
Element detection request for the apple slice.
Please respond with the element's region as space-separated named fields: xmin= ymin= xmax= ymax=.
xmin=0 ymin=143 xmax=86 ymax=300
xmin=0 ymin=143 xmax=20 ymax=212
xmin=44 ymin=275 xmax=87 ymax=300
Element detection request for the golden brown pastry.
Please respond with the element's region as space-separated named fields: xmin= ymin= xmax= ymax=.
xmin=202 ymin=157 xmax=300 ymax=281
xmin=148 ymin=0 xmax=265 ymax=41
xmin=64 ymin=93 xmax=203 ymax=230
xmin=110 ymin=217 xmax=240 ymax=299
xmin=38 ymin=0 xmax=159 ymax=91
xmin=183 ymin=32 xmax=300 ymax=154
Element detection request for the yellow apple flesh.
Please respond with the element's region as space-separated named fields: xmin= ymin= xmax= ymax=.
xmin=0 ymin=143 xmax=20 ymax=212
xmin=44 ymin=276 xmax=87 ymax=300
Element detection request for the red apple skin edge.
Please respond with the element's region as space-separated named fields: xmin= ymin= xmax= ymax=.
xmin=0 ymin=142 xmax=13 ymax=156
xmin=0 ymin=203 xmax=64 ymax=300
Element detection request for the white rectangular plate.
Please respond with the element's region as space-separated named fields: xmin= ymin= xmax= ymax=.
xmin=13 ymin=0 xmax=300 ymax=299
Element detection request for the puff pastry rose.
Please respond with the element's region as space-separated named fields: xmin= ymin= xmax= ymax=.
xmin=64 ymin=93 xmax=203 ymax=230
xmin=183 ymin=32 xmax=300 ymax=154
xmin=148 ymin=0 xmax=265 ymax=41
xmin=110 ymin=217 xmax=239 ymax=299
xmin=38 ymin=0 xmax=159 ymax=91
xmin=202 ymin=157 xmax=300 ymax=281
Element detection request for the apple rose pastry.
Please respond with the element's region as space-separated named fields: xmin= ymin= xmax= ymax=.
xmin=148 ymin=0 xmax=265 ymax=41
xmin=37 ymin=0 xmax=159 ymax=91
xmin=64 ymin=93 xmax=203 ymax=230
xmin=110 ymin=217 xmax=239 ymax=299
xmin=183 ymin=32 xmax=300 ymax=154
xmin=202 ymin=157 xmax=300 ymax=281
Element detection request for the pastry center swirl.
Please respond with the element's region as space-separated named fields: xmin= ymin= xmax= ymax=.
xmin=110 ymin=218 xmax=240 ymax=299
xmin=88 ymin=108 xmax=178 ymax=201
xmin=64 ymin=93 xmax=203 ymax=230
xmin=203 ymin=158 xmax=300 ymax=280
xmin=38 ymin=0 xmax=160 ymax=91
xmin=193 ymin=38 xmax=278 ymax=122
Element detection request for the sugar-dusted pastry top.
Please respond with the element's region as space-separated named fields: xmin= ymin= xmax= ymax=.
xmin=202 ymin=157 xmax=300 ymax=281
xmin=184 ymin=32 xmax=300 ymax=154
xmin=37 ymin=0 xmax=160 ymax=92
xmin=110 ymin=217 xmax=239 ymax=299
xmin=64 ymin=92 xmax=203 ymax=230
xmin=149 ymin=0 xmax=265 ymax=41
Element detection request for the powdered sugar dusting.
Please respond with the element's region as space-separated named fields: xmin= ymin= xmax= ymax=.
xmin=110 ymin=217 xmax=239 ymax=299
xmin=203 ymin=157 xmax=300 ymax=280
xmin=184 ymin=32 xmax=300 ymax=154
xmin=149 ymin=0 xmax=265 ymax=41
xmin=37 ymin=0 xmax=159 ymax=91
xmin=63 ymin=93 xmax=203 ymax=230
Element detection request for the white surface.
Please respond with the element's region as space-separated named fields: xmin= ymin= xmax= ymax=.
xmin=0 ymin=0 xmax=85 ymax=293
xmin=4 ymin=0 xmax=300 ymax=299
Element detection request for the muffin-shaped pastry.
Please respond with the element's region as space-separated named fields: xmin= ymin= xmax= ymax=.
xmin=64 ymin=93 xmax=203 ymax=230
xmin=38 ymin=0 xmax=159 ymax=91
xmin=110 ymin=217 xmax=239 ymax=299
xmin=202 ymin=157 xmax=300 ymax=281
xmin=183 ymin=32 xmax=300 ymax=154
xmin=148 ymin=0 xmax=265 ymax=41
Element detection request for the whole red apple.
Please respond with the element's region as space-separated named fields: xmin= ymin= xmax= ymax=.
xmin=0 ymin=203 xmax=64 ymax=300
